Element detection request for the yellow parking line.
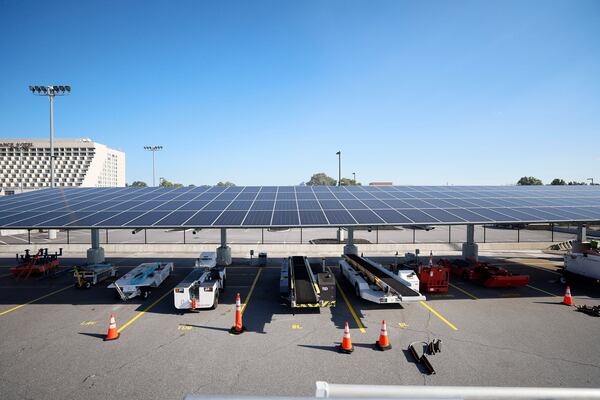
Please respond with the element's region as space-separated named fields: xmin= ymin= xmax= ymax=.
xmin=117 ymin=289 xmax=172 ymax=333
xmin=241 ymin=268 xmax=262 ymax=315
xmin=328 ymin=268 xmax=366 ymax=334
xmin=419 ymin=301 xmax=458 ymax=331
xmin=448 ymin=283 xmax=479 ymax=300
xmin=0 ymin=285 xmax=71 ymax=316
xmin=526 ymin=284 xmax=559 ymax=297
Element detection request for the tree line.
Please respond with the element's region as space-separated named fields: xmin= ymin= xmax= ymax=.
xmin=517 ymin=176 xmax=597 ymax=186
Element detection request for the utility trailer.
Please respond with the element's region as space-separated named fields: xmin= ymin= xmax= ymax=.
xmin=280 ymin=256 xmax=336 ymax=308
xmin=73 ymin=263 xmax=119 ymax=289
xmin=339 ymin=254 xmax=425 ymax=304
xmin=562 ymin=241 xmax=600 ymax=284
xmin=11 ymin=248 xmax=62 ymax=280
xmin=173 ymin=252 xmax=225 ymax=310
xmin=437 ymin=258 xmax=529 ymax=287
xmin=108 ymin=262 xmax=173 ymax=300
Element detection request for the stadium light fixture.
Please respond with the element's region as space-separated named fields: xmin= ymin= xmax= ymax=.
xmin=28 ymin=85 xmax=71 ymax=188
xmin=144 ymin=146 xmax=163 ymax=187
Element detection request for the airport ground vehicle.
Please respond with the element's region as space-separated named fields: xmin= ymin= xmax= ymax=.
xmin=280 ymin=256 xmax=336 ymax=308
xmin=402 ymin=252 xmax=450 ymax=293
xmin=108 ymin=262 xmax=173 ymax=300
xmin=437 ymin=258 xmax=529 ymax=287
xmin=73 ymin=263 xmax=118 ymax=289
xmin=562 ymin=241 xmax=600 ymax=284
xmin=11 ymin=248 xmax=62 ymax=280
xmin=339 ymin=254 xmax=425 ymax=304
xmin=174 ymin=252 xmax=225 ymax=310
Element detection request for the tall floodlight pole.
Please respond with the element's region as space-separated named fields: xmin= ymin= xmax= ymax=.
xmin=144 ymin=146 xmax=163 ymax=186
xmin=336 ymin=151 xmax=341 ymax=186
xmin=29 ymin=85 xmax=71 ymax=188
xmin=352 ymin=172 xmax=356 ymax=185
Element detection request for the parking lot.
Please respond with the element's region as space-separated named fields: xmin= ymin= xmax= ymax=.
xmin=0 ymin=251 xmax=599 ymax=400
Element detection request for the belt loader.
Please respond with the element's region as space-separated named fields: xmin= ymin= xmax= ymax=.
xmin=108 ymin=262 xmax=173 ymax=300
xmin=280 ymin=256 xmax=336 ymax=308
xmin=173 ymin=252 xmax=225 ymax=310
xmin=339 ymin=254 xmax=425 ymax=304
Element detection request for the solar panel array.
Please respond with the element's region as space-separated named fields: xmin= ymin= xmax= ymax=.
xmin=0 ymin=185 xmax=599 ymax=229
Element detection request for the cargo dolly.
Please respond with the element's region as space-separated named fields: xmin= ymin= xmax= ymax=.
xmin=73 ymin=263 xmax=119 ymax=289
xmin=108 ymin=262 xmax=173 ymax=300
xmin=280 ymin=256 xmax=336 ymax=308
xmin=340 ymin=254 xmax=425 ymax=304
xmin=11 ymin=248 xmax=62 ymax=280
xmin=437 ymin=258 xmax=529 ymax=287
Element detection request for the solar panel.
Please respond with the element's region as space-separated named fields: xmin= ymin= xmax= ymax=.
xmin=0 ymin=186 xmax=598 ymax=229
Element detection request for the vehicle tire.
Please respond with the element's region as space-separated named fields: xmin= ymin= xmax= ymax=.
xmin=85 ymin=281 xmax=92 ymax=289
xmin=142 ymin=289 xmax=150 ymax=299
xmin=211 ymin=291 xmax=219 ymax=310
xmin=559 ymin=275 xmax=567 ymax=284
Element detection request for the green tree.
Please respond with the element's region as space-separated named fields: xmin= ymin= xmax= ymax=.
xmin=130 ymin=181 xmax=148 ymax=187
xmin=550 ymin=178 xmax=566 ymax=185
xmin=517 ymin=176 xmax=543 ymax=185
xmin=306 ymin=173 xmax=337 ymax=186
xmin=339 ymin=177 xmax=361 ymax=186
xmin=567 ymin=181 xmax=587 ymax=185
xmin=216 ymin=181 xmax=236 ymax=187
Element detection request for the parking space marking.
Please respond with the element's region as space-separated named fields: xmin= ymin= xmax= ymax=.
xmin=448 ymin=283 xmax=479 ymax=300
xmin=117 ymin=289 xmax=173 ymax=333
xmin=0 ymin=285 xmax=71 ymax=317
xmin=398 ymin=322 xmax=409 ymax=329
xmin=178 ymin=324 xmax=193 ymax=331
xmin=419 ymin=301 xmax=458 ymax=331
xmin=80 ymin=321 xmax=97 ymax=326
xmin=291 ymin=324 xmax=303 ymax=330
xmin=240 ymin=268 xmax=262 ymax=315
xmin=526 ymin=284 xmax=559 ymax=297
xmin=328 ymin=268 xmax=366 ymax=334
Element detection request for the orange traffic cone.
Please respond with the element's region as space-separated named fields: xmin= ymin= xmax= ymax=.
xmin=563 ymin=286 xmax=573 ymax=306
xmin=229 ymin=292 xmax=246 ymax=334
xmin=339 ymin=322 xmax=354 ymax=354
xmin=375 ymin=320 xmax=392 ymax=351
xmin=104 ymin=314 xmax=119 ymax=341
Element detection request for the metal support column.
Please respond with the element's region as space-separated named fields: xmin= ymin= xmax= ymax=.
xmin=577 ymin=224 xmax=587 ymax=243
xmin=87 ymin=228 xmax=105 ymax=264
xmin=343 ymin=227 xmax=358 ymax=255
xmin=462 ymin=224 xmax=478 ymax=261
xmin=217 ymin=228 xmax=232 ymax=266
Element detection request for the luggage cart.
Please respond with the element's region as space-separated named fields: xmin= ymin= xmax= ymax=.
xmin=74 ymin=263 xmax=119 ymax=289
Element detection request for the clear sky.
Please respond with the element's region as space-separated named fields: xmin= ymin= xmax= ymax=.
xmin=1 ymin=0 xmax=599 ymax=186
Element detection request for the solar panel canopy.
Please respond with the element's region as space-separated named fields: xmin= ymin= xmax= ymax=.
xmin=0 ymin=185 xmax=599 ymax=229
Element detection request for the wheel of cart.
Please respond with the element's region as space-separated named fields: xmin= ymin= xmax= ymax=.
xmin=141 ymin=288 xmax=151 ymax=299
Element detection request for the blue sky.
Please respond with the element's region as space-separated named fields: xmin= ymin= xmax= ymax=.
xmin=1 ymin=0 xmax=599 ymax=186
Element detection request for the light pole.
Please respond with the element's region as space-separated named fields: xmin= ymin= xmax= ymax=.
xmin=336 ymin=151 xmax=341 ymax=186
xmin=588 ymin=178 xmax=594 ymax=185
xmin=29 ymin=85 xmax=71 ymax=188
xmin=352 ymin=172 xmax=356 ymax=185
xmin=9 ymin=143 xmax=33 ymax=193
xmin=144 ymin=146 xmax=163 ymax=186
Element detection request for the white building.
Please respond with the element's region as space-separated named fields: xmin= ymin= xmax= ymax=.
xmin=0 ymin=138 xmax=125 ymax=194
